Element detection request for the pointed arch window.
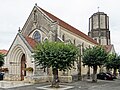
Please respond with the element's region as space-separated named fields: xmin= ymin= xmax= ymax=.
xmin=33 ymin=31 xmax=41 ymax=42
xmin=44 ymin=38 xmax=48 ymax=42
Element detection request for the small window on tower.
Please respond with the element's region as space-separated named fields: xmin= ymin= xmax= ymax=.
xmin=101 ymin=32 xmax=104 ymax=36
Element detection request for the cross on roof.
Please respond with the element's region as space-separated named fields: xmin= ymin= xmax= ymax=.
xmin=97 ymin=7 xmax=100 ymax=12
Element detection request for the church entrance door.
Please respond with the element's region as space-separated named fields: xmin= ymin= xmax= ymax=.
xmin=21 ymin=54 xmax=26 ymax=80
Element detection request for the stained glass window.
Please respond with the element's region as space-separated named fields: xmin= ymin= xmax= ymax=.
xmin=33 ymin=31 xmax=41 ymax=42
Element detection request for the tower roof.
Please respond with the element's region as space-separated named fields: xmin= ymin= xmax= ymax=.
xmin=90 ymin=12 xmax=107 ymax=18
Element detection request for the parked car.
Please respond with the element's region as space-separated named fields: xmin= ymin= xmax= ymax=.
xmin=97 ymin=72 xmax=113 ymax=80
xmin=106 ymin=72 xmax=117 ymax=79
xmin=0 ymin=72 xmax=4 ymax=80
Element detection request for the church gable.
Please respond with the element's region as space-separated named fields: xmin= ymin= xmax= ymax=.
xmin=21 ymin=5 xmax=97 ymax=45
xmin=7 ymin=33 xmax=34 ymax=57
xmin=21 ymin=5 xmax=52 ymax=42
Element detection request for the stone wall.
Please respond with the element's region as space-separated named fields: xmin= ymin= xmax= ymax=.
xmin=4 ymin=74 xmax=21 ymax=81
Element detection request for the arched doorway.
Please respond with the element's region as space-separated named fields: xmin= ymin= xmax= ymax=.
xmin=21 ymin=54 xmax=26 ymax=80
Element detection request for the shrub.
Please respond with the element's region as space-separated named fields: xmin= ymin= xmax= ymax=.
xmin=25 ymin=67 xmax=33 ymax=72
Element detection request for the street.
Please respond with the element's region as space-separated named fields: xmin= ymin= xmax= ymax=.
xmin=0 ymin=78 xmax=120 ymax=90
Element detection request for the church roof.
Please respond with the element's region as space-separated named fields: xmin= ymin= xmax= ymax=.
xmin=25 ymin=37 xmax=37 ymax=49
xmin=0 ymin=50 xmax=8 ymax=55
xmin=37 ymin=6 xmax=98 ymax=45
xmin=104 ymin=45 xmax=113 ymax=53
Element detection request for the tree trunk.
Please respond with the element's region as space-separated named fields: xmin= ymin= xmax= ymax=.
xmin=99 ymin=65 xmax=103 ymax=73
xmin=78 ymin=61 xmax=82 ymax=80
xmin=92 ymin=66 xmax=97 ymax=82
xmin=87 ymin=66 xmax=90 ymax=79
xmin=113 ymin=68 xmax=117 ymax=77
xmin=118 ymin=67 xmax=120 ymax=76
xmin=51 ymin=68 xmax=59 ymax=88
xmin=106 ymin=67 xmax=110 ymax=73
xmin=78 ymin=66 xmax=81 ymax=80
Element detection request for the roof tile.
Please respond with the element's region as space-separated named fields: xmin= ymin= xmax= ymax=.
xmin=0 ymin=50 xmax=8 ymax=55
xmin=25 ymin=37 xmax=37 ymax=49
xmin=104 ymin=45 xmax=113 ymax=53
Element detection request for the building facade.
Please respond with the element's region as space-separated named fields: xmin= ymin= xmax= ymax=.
xmin=4 ymin=5 xmax=98 ymax=82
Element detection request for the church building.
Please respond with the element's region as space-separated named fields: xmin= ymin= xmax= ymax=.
xmin=4 ymin=4 xmax=115 ymax=83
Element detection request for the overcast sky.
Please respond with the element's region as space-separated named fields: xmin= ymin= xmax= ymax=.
xmin=0 ymin=0 xmax=120 ymax=53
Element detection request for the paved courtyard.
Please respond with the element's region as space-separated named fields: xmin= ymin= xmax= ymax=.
xmin=0 ymin=78 xmax=120 ymax=90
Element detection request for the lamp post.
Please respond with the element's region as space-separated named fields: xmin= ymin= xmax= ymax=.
xmin=87 ymin=45 xmax=91 ymax=79
xmin=77 ymin=44 xmax=82 ymax=80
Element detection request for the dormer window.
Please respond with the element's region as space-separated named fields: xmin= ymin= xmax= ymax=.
xmin=33 ymin=31 xmax=41 ymax=42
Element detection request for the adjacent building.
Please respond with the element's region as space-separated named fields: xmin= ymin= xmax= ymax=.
xmin=0 ymin=50 xmax=7 ymax=55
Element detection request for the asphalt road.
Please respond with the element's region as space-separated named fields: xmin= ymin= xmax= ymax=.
xmin=1 ymin=78 xmax=120 ymax=90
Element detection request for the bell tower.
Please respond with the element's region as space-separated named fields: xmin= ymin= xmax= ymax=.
xmin=88 ymin=11 xmax=111 ymax=45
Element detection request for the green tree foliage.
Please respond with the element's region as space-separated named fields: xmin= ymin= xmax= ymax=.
xmin=105 ymin=53 xmax=120 ymax=76
xmin=106 ymin=53 xmax=116 ymax=70
xmin=0 ymin=53 xmax=4 ymax=67
xmin=82 ymin=46 xmax=107 ymax=82
xmin=33 ymin=41 xmax=78 ymax=87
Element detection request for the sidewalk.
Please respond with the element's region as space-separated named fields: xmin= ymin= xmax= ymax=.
xmin=0 ymin=80 xmax=32 ymax=89
xmin=0 ymin=77 xmax=117 ymax=90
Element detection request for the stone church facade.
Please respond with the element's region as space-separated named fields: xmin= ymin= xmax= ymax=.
xmin=4 ymin=5 xmax=115 ymax=83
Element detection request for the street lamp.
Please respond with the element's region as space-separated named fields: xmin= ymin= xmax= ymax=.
xmin=77 ymin=44 xmax=82 ymax=80
xmin=77 ymin=43 xmax=84 ymax=80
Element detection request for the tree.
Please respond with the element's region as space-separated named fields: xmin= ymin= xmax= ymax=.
xmin=105 ymin=53 xmax=116 ymax=72
xmin=112 ymin=54 xmax=120 ymax=76
xmin=0 ymin=53 xmax=4 ymax=69
xmin=82 ymin=46 xmax=107 ymax=82
xmin=33 ymin=41 xmax=78 ymax=87
xmin=105 ymin=53 xmax=120 ymax=76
